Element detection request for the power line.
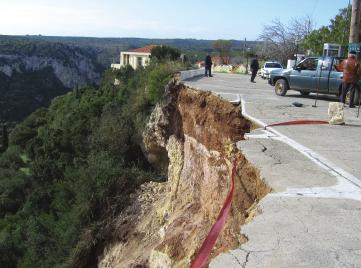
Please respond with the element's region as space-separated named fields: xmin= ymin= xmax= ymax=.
xmin=311 ymin=0 xmax=319 ymax=19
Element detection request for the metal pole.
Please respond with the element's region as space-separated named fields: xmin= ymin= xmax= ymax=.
xmin=312 ymin=61 xmax=323 ymax=108
xmin=357 ymin=88 xmax=361 ymax=117
xmin=246 ymin=55 xmax=249 ymax=74
xmin=245 ymin=38 xmax=248 ymax=74
xmin=350 ymin=0 xmax=361 ymax=117
xmin=243 ymin=37 xmax=246 ymax=60
xmin=350 ymin=0 xmax=361 ymax=44
xmin=294 ymin=40 xmax=299 ymax=68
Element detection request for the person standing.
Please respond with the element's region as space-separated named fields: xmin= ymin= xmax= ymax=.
xmin=250 ymin=55 xmax=259 ymax=83
xmin=341 ymin=51 xmax=360 ymax=108
xmin=205 ymin=54 xmax=213 ymax=77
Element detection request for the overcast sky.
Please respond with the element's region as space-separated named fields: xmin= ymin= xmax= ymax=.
xmin=0 ymin=0 xmax=351 ymax=40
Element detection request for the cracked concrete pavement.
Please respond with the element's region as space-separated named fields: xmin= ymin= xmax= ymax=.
xmin=184 ymin=73 xmax=361 ymax=267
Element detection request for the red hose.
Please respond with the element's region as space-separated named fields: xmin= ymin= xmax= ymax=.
xmin=265 ymin=120 xmax=328 ymax=128
xmin=191 ymin=159 xmax=237 ymax=268
xmin=191 ymin=120 xmax=328 ymax=267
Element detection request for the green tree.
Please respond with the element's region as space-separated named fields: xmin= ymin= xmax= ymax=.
xmin=1 ymin=125 xmax=8 ymax=152
xmin=145 ymin=63 xmax=176 ymax=105
xmin=151 ymin=45 xmax=181 ymax=62
xmin=303 ymin=6 xmax=351 ymax=55
xmin=213 ymin=40 xmax=232 ymax=64
xmin=0 ymin=58 xmax=185 ymax=267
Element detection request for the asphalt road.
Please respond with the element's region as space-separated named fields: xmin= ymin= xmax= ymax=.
xmin=184 ymin=73 xmax=361 ymax=268
xmin=185 ymin=73 xmax=361 ymax=182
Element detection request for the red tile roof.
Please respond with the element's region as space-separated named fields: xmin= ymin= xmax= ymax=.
xmin=127 ymin=45 xmax=157 ymax=53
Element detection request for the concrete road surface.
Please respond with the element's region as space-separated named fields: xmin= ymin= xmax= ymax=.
xmin=184 ymin=73 xmax=361 ymax=268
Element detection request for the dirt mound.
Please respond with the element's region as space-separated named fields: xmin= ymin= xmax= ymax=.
xmin=99 ymin=181 xmax=168 ymax=267
xmin=99 ymin=81 xmax=270 ymax=267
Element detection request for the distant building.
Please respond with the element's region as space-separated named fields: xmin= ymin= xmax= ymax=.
xmin=111 ymin=45 xmax=157 ymax=70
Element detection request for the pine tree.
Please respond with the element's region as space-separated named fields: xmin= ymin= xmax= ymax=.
xmin=1 ymin=124 xmax=8 ymax=152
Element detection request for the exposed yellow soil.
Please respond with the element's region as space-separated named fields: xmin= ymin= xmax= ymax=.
xmin=99 ymin=82 xmax=271 ymax=268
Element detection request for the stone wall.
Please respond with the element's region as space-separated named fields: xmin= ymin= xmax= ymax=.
xmin=178 ymin=68 xmax=205 ymax=80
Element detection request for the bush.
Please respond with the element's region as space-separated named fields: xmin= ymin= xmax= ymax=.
xmin=9 ymin=108 xmax=47 ymax=149
xmin=145 ymin=63 xmax=179 ymax=105
xmin=151 ymin=45 xmax=181 ymax=62
xmin=0 ymin=57 xmax=186 ymax=267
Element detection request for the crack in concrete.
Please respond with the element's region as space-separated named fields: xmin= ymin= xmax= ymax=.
xmin=230 ymin=252 xmax=243 ymax=267
xmin=261 ymin=145 xmax=267 ymax=153
xmin=329 ymin=250 xmax=351 ymax=268
xmin=256 ymin=140 xmax=282 ymax=165
xmin=295 ymin=215 xmax=309 ymax=234
xmin=242 ymin=252 xmax=250 ymax=268
xmin=268 ymin=153 xmax=282 ymax=165
xmin=282 ymin=198 xmax=312 ymax=235
xmin=239 ymin=240 xmax=280 ymax=255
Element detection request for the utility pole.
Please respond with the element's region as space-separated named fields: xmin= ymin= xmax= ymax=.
xmin=243 ymin=37 xmax=246 ymax=60
xmin=244 ymin=38 xmax=249 ymax=74
xmin=349 ymin=0 xmax=361 ymax=43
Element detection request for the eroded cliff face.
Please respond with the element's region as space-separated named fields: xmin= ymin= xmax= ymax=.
xmin=99 ymin=81 xmax=270 ymax=267
xmin=0 ymin=53 xmax=100 ymax=88
xmin=0 ymin=51 xmax=102 ymax=123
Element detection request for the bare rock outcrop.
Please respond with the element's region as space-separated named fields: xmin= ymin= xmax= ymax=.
xmin=0 ymin=53 xmax=100 ymax=88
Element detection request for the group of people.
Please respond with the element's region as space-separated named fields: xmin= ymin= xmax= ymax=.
xmin=204 ymin=54 xmax=259 ymax=80
xmin=204 ymin=52 xmax=358 ymax=108
xmin=248 ymin=52 xmax=361 ymax=107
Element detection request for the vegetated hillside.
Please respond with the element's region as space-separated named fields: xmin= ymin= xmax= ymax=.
xmin=0 ymin=68 xmax=69 ymax=124
xmin=0 ymin=62 xmax=184 ymax=268
xmin=2 ymin=35 xmax=261 ymax=67
xmin=0 ymin=34 xmax=260 ymax=125
xmin=0 ymin=36 xmax=103 ymax=125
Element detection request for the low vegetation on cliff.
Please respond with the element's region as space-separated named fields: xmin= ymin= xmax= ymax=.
xmin=0 ymin=60 xmax=185 ymax=267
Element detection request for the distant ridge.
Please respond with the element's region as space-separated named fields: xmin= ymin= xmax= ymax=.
xmin=0 ymin=35 xmax=261 ymax=67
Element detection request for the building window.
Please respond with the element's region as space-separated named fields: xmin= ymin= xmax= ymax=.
xmin=299 ymin=58 xmax=318 ymax=71
xmin=137 ymin=57 xmax=143 ymax=67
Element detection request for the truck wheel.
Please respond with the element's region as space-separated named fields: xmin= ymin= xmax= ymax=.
xmin=300 ymin=91 xmax=310 ymax=96
xmin=275 ymin=79 xmax=289 ymax=96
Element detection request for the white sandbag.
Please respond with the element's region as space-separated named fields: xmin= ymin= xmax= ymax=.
xmin=328 ymin=102 xmax=345 ymax=125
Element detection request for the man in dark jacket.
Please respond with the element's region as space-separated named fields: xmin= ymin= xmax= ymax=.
xmin=341 ymin=51 xmax=360 ymax=108
xmin=250 ymin=55 xmax=259 ymax=83
xmin=205 ymin=54 xmax=213 ymax=77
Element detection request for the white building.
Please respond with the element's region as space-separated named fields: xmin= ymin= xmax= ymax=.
xmin=111 ymin=45 xmax=156 ymax=70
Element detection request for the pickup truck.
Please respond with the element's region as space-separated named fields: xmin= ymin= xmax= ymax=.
xmin=268 ymin=56 xmax=360 ymax=102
